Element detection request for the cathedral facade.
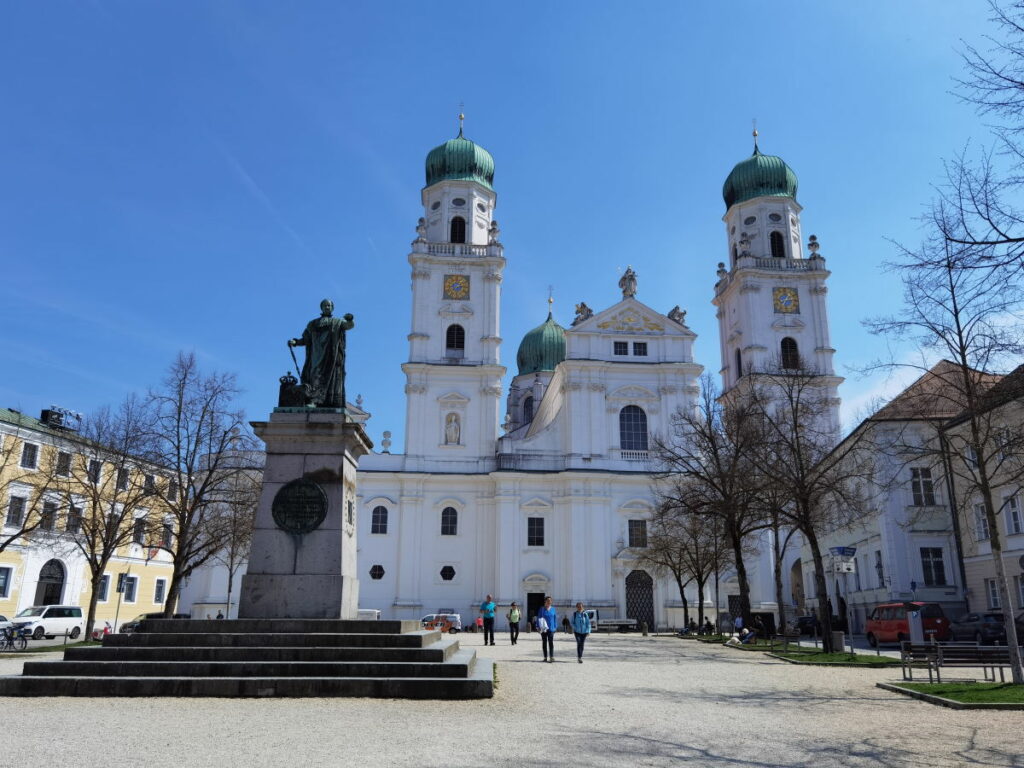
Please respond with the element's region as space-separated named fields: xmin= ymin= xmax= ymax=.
xmin=353 ymin=128 xmax=835 ymax=627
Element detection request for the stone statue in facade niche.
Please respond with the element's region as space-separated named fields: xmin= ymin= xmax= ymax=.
xmin=619 ymin=266 xmax=638 ymax=298
xmin=667 ymin=305 xmax=686 ymax=325
xmin=414 ymin=217 xmax=427 ymax=242
xmin=444 ymin=413 xmax=461 ymax=445
xmin=488 ymin=220 xmax=501 ymax=245
xmin=572 ymin=302 xmax=594 ymax=326
xmin=288 ymin=299 xmax=355 ymax=409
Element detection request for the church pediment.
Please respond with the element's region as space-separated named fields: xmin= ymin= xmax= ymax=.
xmin=437 ymin=392 xmax=470 ymax=408
xmin=607 ymin=385 xmax=658 ymax=402
xmin=771 ymin=316 xmax=805 ymax=331
xmin=570 ymin=297 xmax=692 ymax=336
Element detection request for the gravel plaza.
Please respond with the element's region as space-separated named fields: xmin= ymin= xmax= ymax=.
xmin=2 ymin=632 xmax=1021 ymax=768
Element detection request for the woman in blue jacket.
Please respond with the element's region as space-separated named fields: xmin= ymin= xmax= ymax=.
xmin=571 ymin=602 xmax=592 ymax=663
xmin=535 ymin=596 xmax=557 ymax=662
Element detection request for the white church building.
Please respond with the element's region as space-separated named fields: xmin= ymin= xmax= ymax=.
xmin=182 ymin=127 xmax=838 ymax=629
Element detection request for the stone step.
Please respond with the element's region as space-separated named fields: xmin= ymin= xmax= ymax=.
xmin=0 ymin=662 xmax=494 ymax=698
xmin=102 ymin=630 xmax=441 ymax=649
xmin=22 ymin=649 xmax=478 ymax=679
xmin=136 ymin=619 xmax=422 ymax=635
xmin=63 ymin=640 xmax=458 ymax=664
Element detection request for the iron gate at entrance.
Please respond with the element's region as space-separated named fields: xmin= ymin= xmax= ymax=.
xmin=625 ymin=569 xmax=654 ymax=630
xmin=34 ymin=559 xmax=65 ymax=605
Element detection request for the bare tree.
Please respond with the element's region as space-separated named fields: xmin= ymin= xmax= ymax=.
xmin=744 ymin=366 xmax=876 ymax=653
xmin=146 ymin=353 xmax=257 ymax=618
xmin=654 ymin=375 xmax=766 ymax=629
xmin=53 ymin=396 xmax=157 ymax=642
xmin=631 ymin=508 xmax=693 ymax=628
xmin=209 ymin=466 xmax=261 ymax=619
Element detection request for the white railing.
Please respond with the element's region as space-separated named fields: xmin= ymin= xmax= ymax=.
xmin=426 ymin=243 xmax=492 ymax=257
xmin=752 ymin=257 xmax=823 ymax=271
xmin=620 ymin=450 xmax=649 ymax=461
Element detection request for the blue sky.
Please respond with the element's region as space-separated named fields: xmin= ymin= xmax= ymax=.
xmin=0 ymin=2 xmax=996 ymax=447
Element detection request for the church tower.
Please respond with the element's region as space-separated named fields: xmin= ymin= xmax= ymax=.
xmin=401 ymin=119 xmax=506 ymax=468
xmin=711 ymin=134 xmax=842 ymax=435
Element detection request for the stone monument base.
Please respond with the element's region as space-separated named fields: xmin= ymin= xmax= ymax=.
xmin=238 ymin=574 xmax=358 ymax=619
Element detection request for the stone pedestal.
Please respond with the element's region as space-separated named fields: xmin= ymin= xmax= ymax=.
xmin=239 ymin=410 xmax=372 ymax=619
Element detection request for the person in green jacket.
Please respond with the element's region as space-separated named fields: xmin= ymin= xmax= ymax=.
xmin=506 ymin=602 xmax=521 ymax=645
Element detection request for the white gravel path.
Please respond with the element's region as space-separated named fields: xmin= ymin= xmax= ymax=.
xmin=1 ymin=633 xmax=1020 ymax=767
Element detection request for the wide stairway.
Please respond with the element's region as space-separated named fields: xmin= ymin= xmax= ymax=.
xmin=0 ymin=619 xmax=493 ymax=698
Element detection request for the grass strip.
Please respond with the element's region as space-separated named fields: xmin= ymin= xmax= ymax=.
xmin=899 ymin=682 xmax=1024 ymax=704
xmin=4 ymin=640 xmax=102 ymax=655
xmin=772 ymin=651 xmax=902 ymax=666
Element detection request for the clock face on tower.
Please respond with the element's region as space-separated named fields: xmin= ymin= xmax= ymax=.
xmin=773 ymin=287 xmax=800 ymax=314
xmin=443 ymin=274 xmax=470 ymax=300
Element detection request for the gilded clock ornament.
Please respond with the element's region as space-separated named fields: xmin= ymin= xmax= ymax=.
xmin=443 ymin=274 xmax=470 ymax=300
xmin=773 ymin=287 xmax=800 ymax=314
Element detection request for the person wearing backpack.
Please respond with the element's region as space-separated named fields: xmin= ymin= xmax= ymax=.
xmin=571 ymin=602 xmax=592 ymax=663
xmin=535 ymin=596 xmax=557 ymax=662
xmin=506 ymin=602 xmax=521 ymax=645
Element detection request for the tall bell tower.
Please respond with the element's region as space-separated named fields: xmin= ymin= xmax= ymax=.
xmin=711 ymin=132 xmax=842 ymax=436
xmin=402 ymin=117 xmax=506 ymax=468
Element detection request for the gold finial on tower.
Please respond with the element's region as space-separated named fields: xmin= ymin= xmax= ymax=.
xmin=752 ymin=118 xmax=759 ymax=150
xmin=547 ymin=285 xmax=554 ymax=317
xmin=458 ymin=102 xmax=465 ymax=137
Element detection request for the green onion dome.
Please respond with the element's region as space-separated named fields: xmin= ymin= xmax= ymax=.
xmin=722 ymin=146 xmax=798 ymax=210
xmin=425 ymin=129 xmax=495 ymax=191
xmin=516 ymin=313 xmax=566 ymax=376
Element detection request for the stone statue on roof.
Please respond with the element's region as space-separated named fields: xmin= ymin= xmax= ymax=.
xmin=619 ymin=266 xmax=637 ymax=298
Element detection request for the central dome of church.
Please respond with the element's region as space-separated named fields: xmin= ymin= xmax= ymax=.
xmin=425 ymin=129 xmax=495 ymax=191
xmin=517 ymin=313 xmax=566 ymax=376
xmin=722 ymin=146 xmax=798 ymax=210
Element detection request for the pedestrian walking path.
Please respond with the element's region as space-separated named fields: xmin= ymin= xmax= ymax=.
xmin=1 ymin=632 xmax=1019 ymax=767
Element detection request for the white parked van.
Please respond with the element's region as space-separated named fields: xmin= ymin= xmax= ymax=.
xmin=13 ymin=605 xmax=85 ymax=640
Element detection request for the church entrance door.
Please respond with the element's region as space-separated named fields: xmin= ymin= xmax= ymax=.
xmin=625 ymin=570 xmax=654 ymax=631
xmin=526 ymin=592 xmax=545 ymax=631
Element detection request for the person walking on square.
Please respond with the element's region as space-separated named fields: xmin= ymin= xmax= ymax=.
xmin=571 ymin=602 xmax=592 ymax=663
xmin=536 ymin=596 xmax=557 ymax=662
xmin=479 ymin=594 xmax=497 ymax=646
xmin=506 ymin=602 xmax=521 ymax=645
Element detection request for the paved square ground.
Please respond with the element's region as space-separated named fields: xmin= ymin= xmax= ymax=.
xmin=1 ymin=633 xmax=1020 ymax=767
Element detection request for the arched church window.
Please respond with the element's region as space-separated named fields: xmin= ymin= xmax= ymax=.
xmin=450 ymin=216 xmax=466 ymax=244
xmin=523 ymin=396 xmax=534 ymax=423
xmin=732 ymin=244 xmax=738 ymax=266
xmin=735 ymin=349 xmax=742 ymax=379
xmin=445 ymin=324 xmax=465 ymax=358
xmin=371 ymin=505 xmax=388 ymax=534
xmin=770 ymin=230 xmax=786 ymax=259
xmin=441 ymin=507 xmax=458 ymax=536
xmin=781 ymin=337 xmax=800 ymax=369
xmin=619 ymin=405 xmax=649 ymax=452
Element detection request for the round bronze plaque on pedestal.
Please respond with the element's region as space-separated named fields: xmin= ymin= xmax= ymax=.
xmin=272 ymin=478 xmax=328 ymax=535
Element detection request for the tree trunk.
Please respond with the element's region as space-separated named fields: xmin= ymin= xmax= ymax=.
xmin=225 ymin=566 xmax=235 ymax=620
xmin=714 ymin=567 xmax=721 ymax=632
xmin=84 ymin=572 xmax=103 ymax=642
xmin=730 ymin=530 xmax=752 ymax=628
xmin=695 ymin=580 xmax=706 ymax=626
xmin=163 ymin=571 xmax=182 ymax=619
xmin=772 ymin=527 xmax=788 ymax=637
xmin=675 ymin=575 xmax=690 ymax=628
xmin=805 ymin=528 xmax=834 ymax=653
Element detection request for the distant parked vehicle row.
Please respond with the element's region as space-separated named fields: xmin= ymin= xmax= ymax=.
xmin=866 ymin=602 xmax=951 ymax=646
xmin=948 ymin=611 xmax=1024 ymax=644
xmin=119 ymin=612 xmax=191 ymax=633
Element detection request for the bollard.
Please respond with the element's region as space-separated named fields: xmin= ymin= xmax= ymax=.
xmin=641 ymin=621 xmax=648 ymax=636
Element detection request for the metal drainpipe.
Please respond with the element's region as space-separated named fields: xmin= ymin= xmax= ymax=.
xmin=939 ymin=430 xmax=969 ymax=610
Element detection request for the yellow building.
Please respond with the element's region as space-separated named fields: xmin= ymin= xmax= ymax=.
xmin=0 ymin=407 xmax=177 ymax=630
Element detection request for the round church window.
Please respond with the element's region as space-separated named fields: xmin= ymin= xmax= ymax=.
xmin=769 ymin=213 xmax=782 ymax=222
xmin=431 ymin=201 xmax=441 ymax=210
xmin=743 ymin=216 xmax=756 ymax=225
xmin=452 ymin=197 xmax=466 ymax=207
xmin=476 ymin=202 xmax=486 ymax=212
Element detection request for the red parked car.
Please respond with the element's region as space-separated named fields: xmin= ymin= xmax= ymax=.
xmin=866 ymin=601 xmax=951 ymax=646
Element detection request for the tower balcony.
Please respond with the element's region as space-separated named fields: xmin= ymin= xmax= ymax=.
xmin=744 ymin=255 xmax=825 ymax=272
xmin=412 ymin=241 xmax=503 ymax=258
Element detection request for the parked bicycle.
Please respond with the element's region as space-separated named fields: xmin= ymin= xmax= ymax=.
xmin=1 ymin=626 xmax=28 ymax=652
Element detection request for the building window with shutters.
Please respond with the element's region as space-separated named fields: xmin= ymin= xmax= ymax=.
xmin=1006 ymin=495 xmax=1023 ymax=535
xmin=0 ymin=566 xmax=11 ymax=598
xmin=527 ymin=517 xmax=545 ymax=546
xmin=6 ymin=496 xmax=26 ymax=527
xmin=96 ymin=574 xmax=110 ymax=603
xmin=371 ymin=505 xmax=388 ymax=535
xmin=116 ymin=469 xmax=130 ymax=492
xmin=88 ymin=459 xmax=102 ymax=484
xmin=910 ymin=468 xmax=936 ymax=506
xmin=154 ymin=578 xmax=166 ymax=604
xmin=974 ymin=503 xmax=990 ymax=540
xmin=40 ymin=501 xmax=58 ymax=531
xmin=628 ymin=519 xmax=648 ymax=548
xmin=441 ymin=507 xmax=458 ymax=536
xmin=919 ymin=547 xmax=946 ymax=586
xmin=132 ymin=517 xmax=146 ymax=545
xmin=55 ymin=452 xmax=71 ymax=477
xmin=123 ymin=575 xmax=139 ymax=604
xmin=986 ymin=578 xmax=1001 ymax=609
xmin=20 ymin=443 xmax=38 ymax=470
xmin=66 ymin=504 xmax=83 ymax=534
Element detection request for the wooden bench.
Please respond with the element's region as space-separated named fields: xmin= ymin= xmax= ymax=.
xmin=900 ymin=641 xmax=1013 ymax=682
